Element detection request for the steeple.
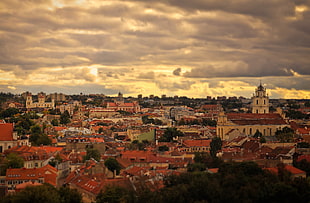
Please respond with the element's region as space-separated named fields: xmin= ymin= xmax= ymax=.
xmin=252 ymin=82 xmax=269 ymax=114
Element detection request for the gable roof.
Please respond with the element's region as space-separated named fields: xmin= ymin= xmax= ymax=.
xmin=227 ymin=113 xmax=287 ymax=125
xmin=6 ymin=165 xmax=58 ymax=186
xmin=183 ymin=139 xmax=211 ymax=147
xmin=265 ymin=165 xmax=306 ymax=175
xmin=0 ymin=123 xmax=14 ymax=141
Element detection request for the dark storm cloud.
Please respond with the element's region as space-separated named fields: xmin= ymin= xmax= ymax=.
xmin=132 ymin=0 xmax=296 ymax=19
xmin=173 ymin=68 xmax=181 ymax=76
xmin=0 ymin=0 xmax=309 ymax=97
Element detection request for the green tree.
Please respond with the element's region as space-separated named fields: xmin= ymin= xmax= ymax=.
xmin=294 ymin=158 xmax=310 ymax=177
xmin=187 ymin=162 xmax=207 ymax=172
xmin=0 ymin=107 xmax=19 ymax=118
xmin=3 ymin=183 xmax=61 ymax=203
xmin=253 ymin=129 xmax=262 ymax=138
xmin=36 ymin=134 xmax=52 ymax=146
xmin=210 ymin=137 xmax=222 ymax=158
xmin=96 ymin=186 xmax=134 ymax=203
xmin=6 ymin=153 xmax=24 ymax=169
xmin=260 ymin=136 xmax=266 ymax=143
xmin=159 ymin=127 xmax=184 ymax=142
xmin=58 ymin=186 xmax=83 ymax=203
xmin=60 ymin=110 xmax=71 ymax=125
xmin=275 ymin=127 xmax=294 ymax=143
xmin=1 ymin=184 xmax=82 ymax=203
xmin=1 ymin=153 xmax=24 ymax=175
xmin=84 ymin=148 xmax=101 ymax=162
xmin=297 ymin=142 xmax=310 ymax=148
xmin=193 ymin=152 xmax=223 ymax=169
xmin=29 ymin=125 xmax=51 ymax=146
xmin=98 ymin=127 xmax=104 ymax=134
xmin=51 ymin=119 xmax=59 ymax=126
xmin=158 ymin=145 xmax=169 ymax=152
xmin=104 ymin=158 xmax=121 ymax=175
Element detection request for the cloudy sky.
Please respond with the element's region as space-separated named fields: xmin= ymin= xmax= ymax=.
xmin=1 ymin=0 xmax=310 ymax=99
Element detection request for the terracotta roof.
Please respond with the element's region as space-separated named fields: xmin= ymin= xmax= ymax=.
xmin=6 ymin=165 xmax=57 ymax=186
xmin=297 ymin=154 xmax=310 ymax=162
xmin=15 ymin=181 xmax=42 ymax=190
xmin=227 ymin=113 xmax=287 ymax=125
xmin=183 ymin=139 xmax=211 ymax=147
xmin=297 ymin=128 xmax=310 ymax=135
xmin=0 ymin=123 xmax=14 ymax=141
xmin=54 ymin=126 xmax=67 ymax=131
xmin=208 ymin=168 xmax=219 ymax=173
xmin=265 ymin=165 xmax=306 ymax=175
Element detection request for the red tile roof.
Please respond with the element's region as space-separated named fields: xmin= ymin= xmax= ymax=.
xmin=227 ymin=113 xmax=287 ymax=125
xmin=297 ymin=154 xmax=310 ymax=162
xmin=15 ymin=181 xmax=42 ymax=190
xmin=6 ymin=165 xmax=57 ymax=186
xmin=54 ymin=126 xmax=67 ymax=131
xmin=208 ymin=168 xmax=219 ymax=173
xmin=265 ymin=165 xmax=306 ymax=175
xmin=0 ymin=123 xmax=14 ymax=141
xmin=183 ymin=139 xmax=211 ymax=147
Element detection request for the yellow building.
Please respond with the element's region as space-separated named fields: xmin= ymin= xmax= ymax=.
xmin=217 ymin=84 xmax=289 ymax=140
xmin=26 ymin=92 xmax=55 ymax=109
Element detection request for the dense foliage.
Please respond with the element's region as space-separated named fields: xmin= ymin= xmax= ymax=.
xmin=158 ymin=127 xmax=184 ymax=142
xmin=275 ymin=127 xmax=295 ymax=143
xmin=60 ymin=110 xmax=71 ymax=125
xmin=210 ymin=137 xmax=222 ymax=158
xmin=84 ymin=148 xmax=101 ymax=162
xmin=1 ymin=184 xmax=82 ymax=203
xmin=104 ymin=158 xmax=121 ymax=175
xmin=29 ymin=125 xmax=52 ymax=146
xmin=96 ymin=161 xmax=310 ymax=203
xmin=0 ymin=153 xmax=24 ymax=176
xmin=178 ymin=118 xmax=217 ymax=126
xmin=142 ymin=115 xmax=163 ymax=125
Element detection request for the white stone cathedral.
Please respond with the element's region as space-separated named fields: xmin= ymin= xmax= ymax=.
xmin=251 ymin=82 xmax=269 ymax=114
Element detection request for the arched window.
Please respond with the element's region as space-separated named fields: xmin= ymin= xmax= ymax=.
xmin=256 ymin=100 xmax=258 ymax=105
xmin=264 ymin=100 xmax=266 ymax=105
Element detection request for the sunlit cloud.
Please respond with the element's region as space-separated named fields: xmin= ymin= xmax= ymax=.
xmin=0 ymin=0 xmax=309 ymax=98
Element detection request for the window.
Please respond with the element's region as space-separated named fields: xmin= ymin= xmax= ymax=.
xmin=256 ymin=100 xmax=258 ymax=105
xmin=264 ymin=100 xmax=266 ymax=105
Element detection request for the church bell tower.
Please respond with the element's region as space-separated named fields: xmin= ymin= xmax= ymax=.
xmin=252 ymin=82 xmax=269 ymax=114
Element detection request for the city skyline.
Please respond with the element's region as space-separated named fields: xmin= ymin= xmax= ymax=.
xmin=0 ymin=0 xmax=310 ymax=99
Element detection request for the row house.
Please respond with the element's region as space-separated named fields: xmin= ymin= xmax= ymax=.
xmin=181 ymin=139 xmax=211 ymax=153
xmin=5 ymin=145 xmax=63 ymax=168
xmin=0 ymin=123 xmax=20 ymax=153
xmin=5 ymin=165 xmax=57 ymax=194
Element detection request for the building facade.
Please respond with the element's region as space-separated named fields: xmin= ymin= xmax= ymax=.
xmin=217 ymin=84 xmax=289 ymax=140
xmin=26 ymin=93 xmax=55 ymax=109
xmin=252 ymin=83 xmax=269 ymax=114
